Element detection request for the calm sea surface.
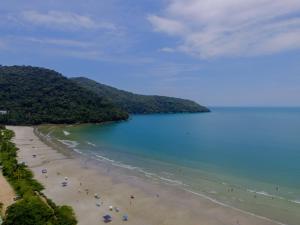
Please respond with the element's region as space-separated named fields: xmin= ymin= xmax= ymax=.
xmin=40 ymin=107 xmax=300 ymax=224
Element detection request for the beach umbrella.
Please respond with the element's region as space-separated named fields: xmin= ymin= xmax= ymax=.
xmin=122 ymin=214 xmax=128 ymax=221
xmin=103 ymin=214 xmax=112 ymax=223
xmin=109 ymin=206 xmax=113 ymax=211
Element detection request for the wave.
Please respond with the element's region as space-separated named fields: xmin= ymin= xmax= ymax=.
xmin=247 ymin=189 xmax=286 ymax=200
xmin=58 ymin=139 xmax=79 ymax=148
xmin=86 ymin=141 xmax=96 ymax=147
xmin=94 ymin=154 xmax=115 ymax=163
xmin=157 ymin=176 xmax=184 ymax=185
xmin=63 ymin=130 xmax=70 ymax=136
xmin=91 ymin=150 xmax=287 ymax=224
xmin=291 ymin=200 xmax=300 ymax=204
xmin=92 ymin=153 xmax=185 ymax=186
xmin=246 ymin=189 xmax=300 ymax=204
xmin=183 ymin=189 xmax=286 ymax=225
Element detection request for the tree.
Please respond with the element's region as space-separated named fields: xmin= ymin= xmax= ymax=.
xmin=3 ymin=196 xmax=54 ymax=225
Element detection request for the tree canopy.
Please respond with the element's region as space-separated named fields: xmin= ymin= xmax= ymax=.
xmin=72 ymin=77 xmax=210 ymax=114
xmin=0 ymin=66 xmax=128 ymax=125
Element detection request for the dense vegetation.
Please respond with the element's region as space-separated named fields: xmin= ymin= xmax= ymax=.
xmin=0 ymin=127 xmax=77 ymax=225
xmin=0 ymin=65 xmax=209 ymax=125
xmin=0 ymin=66 xmax=128 ymax=125
xmin=72 ymin=77 xmax=210 ymax=114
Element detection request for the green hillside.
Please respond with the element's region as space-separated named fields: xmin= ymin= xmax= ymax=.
xmin=72 ymin=77 xmax=210 ymax=114
xmin=0 ymin=66 xmax=128 ymax=125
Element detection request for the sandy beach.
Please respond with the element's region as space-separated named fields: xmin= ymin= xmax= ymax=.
xmin=7 ymin=125 xmax=284 ymax=225
xmin=0 ymin=173 xmax=15 ymax=213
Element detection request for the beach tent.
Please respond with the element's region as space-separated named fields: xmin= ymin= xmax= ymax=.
xmin=103 ymin=214 xmax=112 ymax=223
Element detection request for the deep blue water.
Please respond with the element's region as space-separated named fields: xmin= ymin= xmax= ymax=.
xmin=42 ymin=107 xmax=300 ymax=223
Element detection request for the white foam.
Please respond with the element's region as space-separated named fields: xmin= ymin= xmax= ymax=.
xmin=158 ymin=176 xmax=184 ymax=185
xmin=184 ymin=189 xmax=286 ymax=225
xmin=73 ymin=148 xmax=83 ymax=154
xmin=247 ymin=189 xmax=285 ymax=200
xmin=291 ymin=200 xmax=300 ymax=204
xmin=92 ymin=153 xmax=184 ymax=186
xmin=94 ymin=154 xmax=115 ymax=163
xmin=45 ymin=130 xmax=53 ymax=140
xmin=86 ymin=141 xmax=96 ymax=147
xmin=112 ymin=162 xmax=137 ymax=170
xmin=58 ymin=139 xmax=79 ymax=148
xmin=161 ymin=171 xmax=174 ymax=176
xmin=247 ymin=189 xmax=256 ymax=193
xmin=63 ymin=130 xmax=70 ymax=136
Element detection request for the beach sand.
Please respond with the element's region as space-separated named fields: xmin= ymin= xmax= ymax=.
xmin=8 ymin=126 xmax=284 ymax=225
xmin=0 ymin=173 xmax=15 ymax=213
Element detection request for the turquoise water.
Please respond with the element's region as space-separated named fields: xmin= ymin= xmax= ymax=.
xmin=40 ymin=107 xmax=300 ymax=224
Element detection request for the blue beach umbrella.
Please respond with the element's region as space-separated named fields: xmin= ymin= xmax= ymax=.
xmin=103 ymin=214 xmax=112 ymax=223
xmin=122 ymin=214 xmax=128 ymax=221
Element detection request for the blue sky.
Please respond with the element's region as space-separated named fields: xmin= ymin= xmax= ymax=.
xmin=0 ymin=0 xmax=300 ymax=106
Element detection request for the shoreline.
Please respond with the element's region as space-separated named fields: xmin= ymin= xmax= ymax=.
xmin=8 ymin=125 xmax=287 ymax=225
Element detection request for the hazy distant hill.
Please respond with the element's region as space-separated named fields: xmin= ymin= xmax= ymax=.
xmin=0 ymin=66 xmax=128 ymax=125
xmin=72 ymin=77 xmax=210 ymax=114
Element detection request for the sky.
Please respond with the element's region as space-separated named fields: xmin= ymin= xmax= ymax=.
xmin=0 ymin=0 xmax=300 ymax=106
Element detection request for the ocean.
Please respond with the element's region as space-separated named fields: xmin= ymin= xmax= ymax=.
xmin=39 ymin=107 xmax=300 ymax=224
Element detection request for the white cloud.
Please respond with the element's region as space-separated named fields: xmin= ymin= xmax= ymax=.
xmin=47 ymin=48 xmax=154 ymax=64
xmin=159 ymin=47 xmax=176 ymax=53
xmin=25 ymin=37 xmax=91 ymax=48
xmin=149 ymin=0 xmax=300 ymax=58
xmin=148 ymin=15 xmax=186 ymax=35
xmin=22 ymin=10 xmax=116 ymax=30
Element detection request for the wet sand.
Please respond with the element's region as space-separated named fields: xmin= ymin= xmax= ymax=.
xmin=8 ymin=126 xmax=284 ymax=225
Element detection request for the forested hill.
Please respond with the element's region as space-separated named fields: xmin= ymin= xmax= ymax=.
xmin=0 ymin=66 xmax=128 ymax=125
xmin=72 ymin=77 xmax=210 ymax=114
